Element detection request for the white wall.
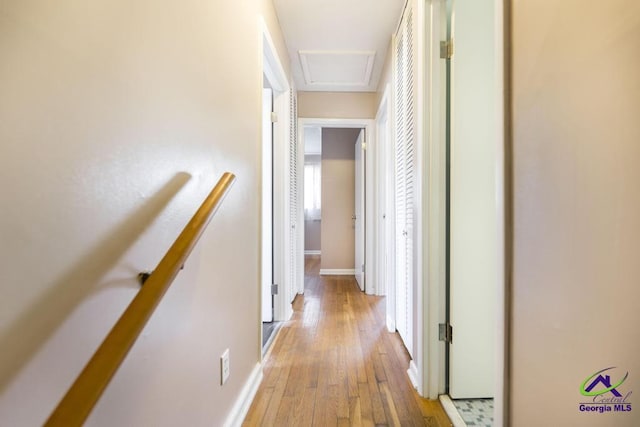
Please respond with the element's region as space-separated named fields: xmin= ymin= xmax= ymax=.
xmin=512 ymin=1 xmax=640 ymax=425
xmin=375 ymin=39 xmax=393 ymax=107
xmin=0 ymin=0 xmax=290 ymax=425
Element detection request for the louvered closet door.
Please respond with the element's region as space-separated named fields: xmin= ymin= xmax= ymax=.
xmin=394 ymin=2 xmax=416 ymax=358
xmin=288 ymin=91 xmax=299 ymax=302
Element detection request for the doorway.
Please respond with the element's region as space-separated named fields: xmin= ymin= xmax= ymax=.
xmin=354 ymin=129 xmax=365 ymax=291
xmin=374 ymin=3 xmax=506 ymax=425
xmin=376 ymin=86 xmax=394 ymax=332
xmin=298 ymin=119 xmax=376 ymax=296
xmin=261 ymin=19 xmax=293 ymax=354
xmin=261 ymin=78 xmax=280 ymax=350
xmin=262 ymin=81 xmax=274 ymax=325
xmin=445 ymin=0 xmax=499 ymax=398
xmin=439 ymin=0 xmax=504 ymax=425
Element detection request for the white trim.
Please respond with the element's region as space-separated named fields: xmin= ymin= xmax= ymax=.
xmin=299 ymin=118 xmax=375 ymax=128
xmin=304 ymin=250 xmax=321 ymax=255
xmin=386 ymin=315 xmax=396 ymax=333
xmin=407 ymin=360 xmax=420 ymax=391
xmin=417 ymin=0 xmax=428 ymax=396
xmin=261 ymin=323 xmax=283 ymax=357
xmin=261 ymin=18 xmax=287 ymax=93
xmin=423 ymin=0 xmax=448 ymax=400
xmin=222 ymin=363 xmax=263 ymax=427
xmin=319 ymin=269 xmax=356 ymax=276
xmin=261 ymin=16 xmax=291 ymax=324
xmin=494 ymin=0 xmax=506 ymax=424
xmin=438 ymin=395 xmax=468 ymax=427
xmin=375 ymin=84 xmax=392 ymax=302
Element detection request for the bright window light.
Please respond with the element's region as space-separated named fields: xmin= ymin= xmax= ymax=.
xmin=304 ymin=160 xmax=321 ymax=220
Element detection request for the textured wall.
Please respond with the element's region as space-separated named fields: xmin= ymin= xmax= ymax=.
xmin=511 ymin=1 xmax=640 ymax=425
xmin=0 ymin=0 xmax=290 ymax=425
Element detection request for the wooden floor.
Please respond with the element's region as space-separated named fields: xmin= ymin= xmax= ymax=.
xmin=243 ymin=255 xmax=452 ymax=426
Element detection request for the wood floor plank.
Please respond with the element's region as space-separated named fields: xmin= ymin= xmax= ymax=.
xmin=243 ymin=255 xmax=452 ymax=427
xmin=241 ymin=386 xmax=273 ymax=426
xmin=356 ymin=382 xmax=375 ymax=426
xmin=290 ymin=387 xmax=316 ymax=427
xmin=347 ymin=396 xmax=362 ymax=425
xmin=380 ymin=381 xmax=402 ymax=426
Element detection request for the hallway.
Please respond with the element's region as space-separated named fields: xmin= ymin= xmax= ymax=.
xmin=243 ymin=256 xmax=452 ymax=426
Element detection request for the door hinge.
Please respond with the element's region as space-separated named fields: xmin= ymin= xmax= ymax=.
xmin=271 ymin=112 xmax=278 ymax=123
xmin=440 ymin=39 xmax=453 ymax=59
xmin=361 ymin=264 xmax=365 ymax=273
xmin=271 ymin=284 xmax=279 ymax=295
xmin=439 ymin=323 xmax=453 ymax=343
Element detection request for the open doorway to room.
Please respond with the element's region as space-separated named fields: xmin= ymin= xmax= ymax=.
xmin=437 ymin=1 xmax=505 ymax=426
xmin=317 ymin=127 xmax=361 ymax=281
xmin=261 ymin=19 xmax=295 ymax=355
xmin=261 ymin=75 xmax=280 ymax=351
xmin=299 ymin=120 xmax=374 ymax=296
xmin=366 ymin=3 xmax=505 ymax=425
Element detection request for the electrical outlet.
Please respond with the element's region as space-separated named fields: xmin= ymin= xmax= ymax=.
xmin=220 ymin=349 xmax=230 ymax=385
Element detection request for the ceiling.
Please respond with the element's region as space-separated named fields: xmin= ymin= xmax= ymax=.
xmin=273 ymin=0 xmax=406 ymax=92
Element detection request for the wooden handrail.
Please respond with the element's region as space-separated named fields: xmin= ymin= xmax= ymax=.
xmin=45 ymin=172 xmax=236 ymax=426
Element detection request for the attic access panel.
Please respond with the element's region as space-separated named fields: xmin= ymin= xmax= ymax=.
xmin=299 ymin=50 xmax=375 ymax=87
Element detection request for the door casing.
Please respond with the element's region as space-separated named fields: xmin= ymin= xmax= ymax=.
xmin=261 ymin=18 xmax=293 ymax=329
xmin=354 ymin=129 xmax=366 ymax=291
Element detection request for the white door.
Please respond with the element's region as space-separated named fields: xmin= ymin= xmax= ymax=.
xmin=261 ymin=87 xmax=273 ymax=322
xmin=448 ymin=0 xmax=497 ymax=398
xmin=376 ymin=104 xmax=389 ymax=296
xmin=288 ymin=91 xmax=302 ymax=299
xmin=394 ymin=3 xmax=416 ymax=358
xmin=354 ymin=130 xmax=365 ymax=291
xmin=377 ymin=95 xmax=396 ymax=332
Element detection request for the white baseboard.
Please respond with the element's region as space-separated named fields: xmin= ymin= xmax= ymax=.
xmin=439 ymin=395 xmax=467 ymax=427
xmin=386 ymin=315 xmax=396 ymax=333
xmin=407 ymin=360 xmax=420 ymax=391
xmin=223 ymin=362 xmax=263 ymax=427
xmin=304 ymin=250 xmax=321 ymax=255
xmin=319 ymin=268 xmax=356 ymax=275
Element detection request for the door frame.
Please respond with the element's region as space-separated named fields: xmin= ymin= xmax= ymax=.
xmin=261 ymin=18 xmax=293 ymax=328
xmin=261 ymin=87 xmax=274 ymax=323
xmin=414 ymin=1 xmax=507 ymax=426
xmin=298 ymin=118 xmax=377 ymax=295
xmin=376 ymin=85 xmax=394 ymax=325
xmin=354 ymin=129 xmax=366 ymax=291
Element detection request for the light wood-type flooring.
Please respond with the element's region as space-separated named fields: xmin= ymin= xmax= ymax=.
xmin=244 ymin=255 xmax=452 ymax=426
